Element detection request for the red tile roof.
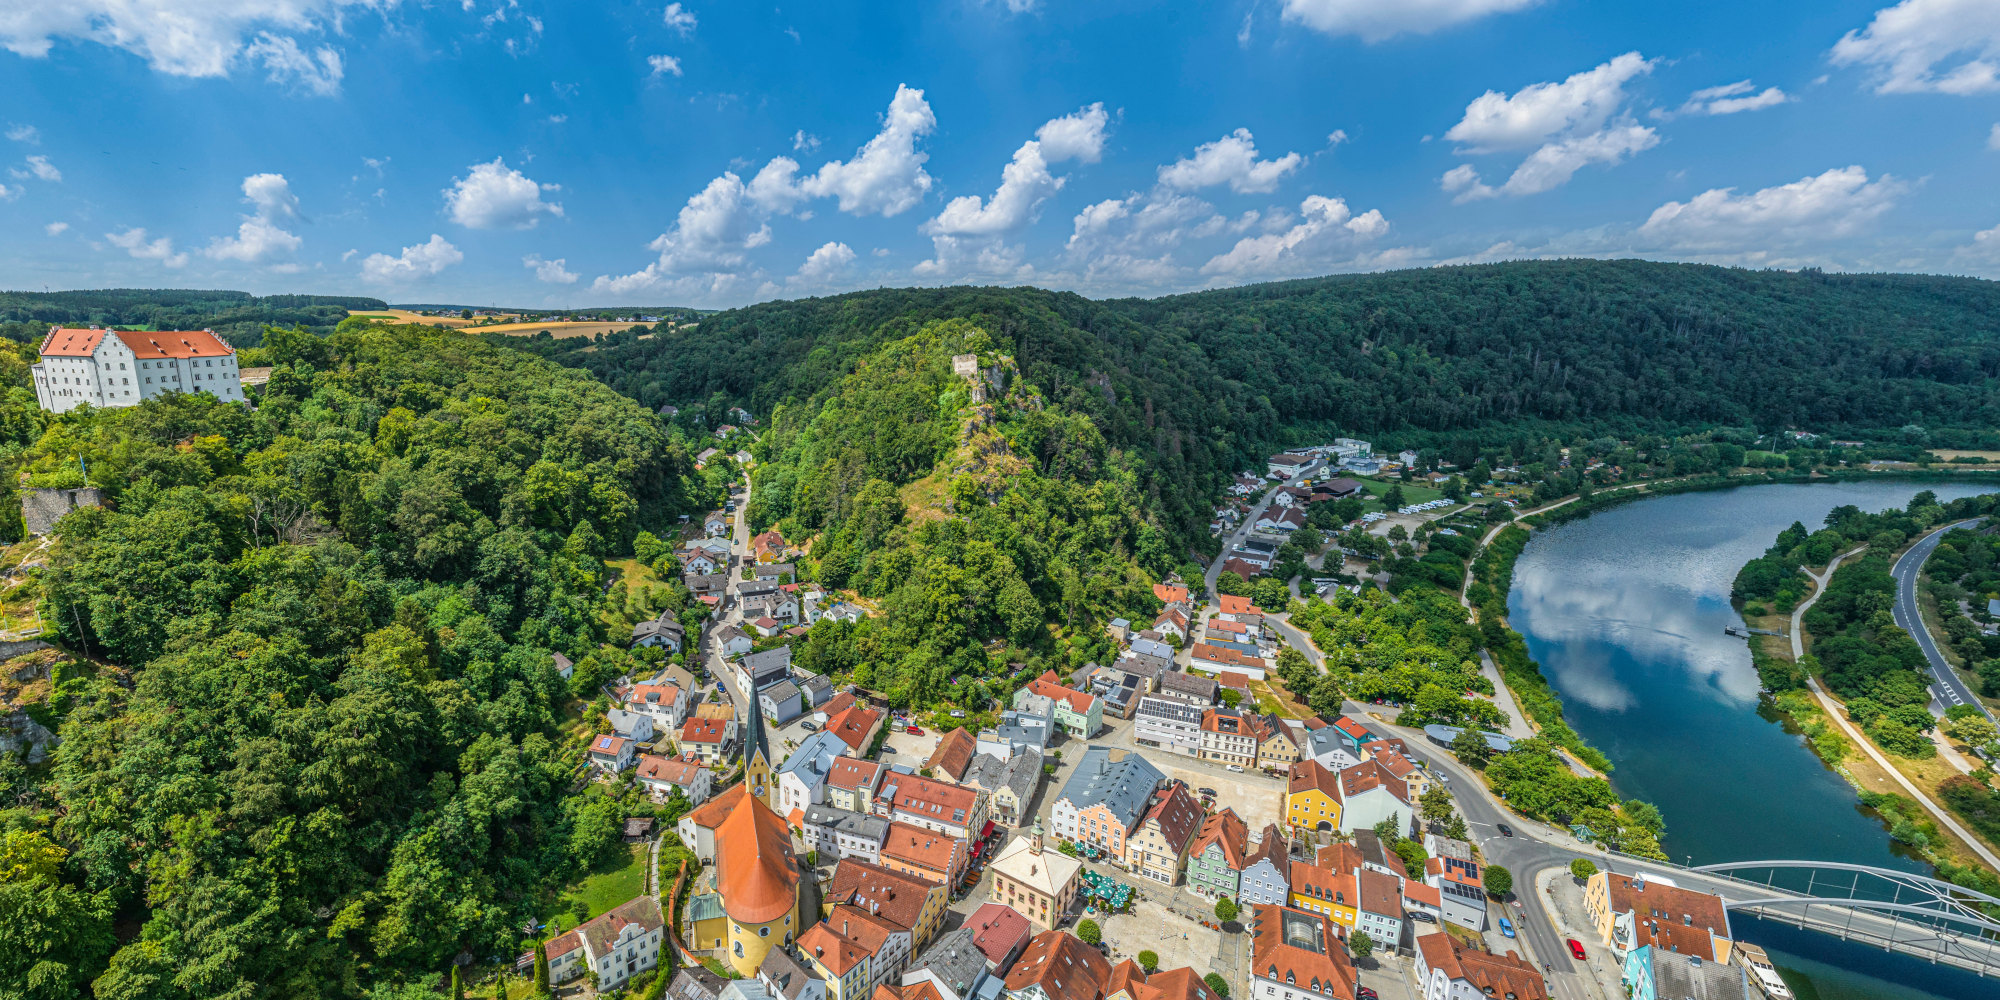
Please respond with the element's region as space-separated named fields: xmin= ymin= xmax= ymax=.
xmin=966 ymin=901 xmax=1033 ymax=968
xmin=1138 ymin=783 xmax=1205 ymax=854
xmin=1249 ymin=905 xmax=1356 ymax=999
xmin=926 ymin=727 xmax=978 ymax=781
xmin=680 ymin=717 xmax=732 ymax=745
xmin=827 ymin=858 xmax=935 ymax=933
xmin=1005 ymin=930 xmax=1112 ymax=1000
xmin=40 ymin=327 xmax=236 ymax=359
xmin=714 ymin=784 xmax=801 ymax=925
xmin=1028 ymin=670 xmax=1096 ymax=715
xmin=883 ymin=772 xmax=980 ymax=825
xmin=1190 ymin=643 xmax=1264 ymax=670
xmin=634 ymin=754 xmax=704 ymax=786
xmin=1336 ymin=759 xmax=1409 ymax=806
xmin=1189 ymin=808 xmax=1250 ymax=869
xmin=880 ymin=821 xmax=963 ymax=880
xmin=827 ymin=757 xmax=882 ymax=792
xmin=1217 ymin=594 xmax=1261 ymax=616
xmin=1153 ymin=583 xmax=1189 ymax=604
xmin=801 ymin=920 xmax=871 ymax=976
xmin=1601 ymin=873 xmax=1732 ymax=961
xmin=1415 ymin=933 xmax=1546 ymax=1000
xmin=825 ymin=704 xmax=883 ymax=753
xmin=1288 ymin=759 xmax=1342 ymax=800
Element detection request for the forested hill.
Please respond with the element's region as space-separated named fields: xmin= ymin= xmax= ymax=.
xmin=752 ymin=319 xmax=1165 ymax=706
xmin=534 ymin=258 xmax=2000 ymax=545
xmin=0 ymin=288 xmax=386 ymax=346
xmin=8 ymin=322 xmax=711 ymax=998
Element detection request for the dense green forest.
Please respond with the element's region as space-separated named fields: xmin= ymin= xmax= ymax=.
xmin=4 ymin=320 xmax=712 ymax=998
xmin=0 ymin=289 xmax=385 ymax=348
xmin=749 ymin=318 xmax=1157 ymax=705
xmin=522 ymin=260 xmax=2000 ymax=550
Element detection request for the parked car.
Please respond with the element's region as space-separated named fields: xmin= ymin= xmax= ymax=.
xmin=950 ymin=710 xmax=966 ymax=718
xmin=906 ymin=726 xmax=925 ymax=735
xmin=1198 ymin=787 xmax=1218 ymax=797
xmin=1356 ymin=989 xmax=1378 ymax=1000
xmin=1225 ymin=764 xmax=1245 ymax=773
xmin=1499 ymin=917 xmax=1514 ymax=938
xmin=801 ymin=722 xmax=819 ymax=732
xmin=1496 ymin=823 xmax=1514 ymax=838
xmin=1567 ymin=939 xmax=1587 ymax=960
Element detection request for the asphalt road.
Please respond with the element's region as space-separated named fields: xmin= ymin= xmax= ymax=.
xmin=1205 ymin=459 xmax=1325 ymax=600
xmin=1890 ymin=519 xmax=1994 ymax=722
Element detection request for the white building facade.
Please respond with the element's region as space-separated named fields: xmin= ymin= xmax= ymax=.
xmin=33 ymin=327 xmax=245 ymax=414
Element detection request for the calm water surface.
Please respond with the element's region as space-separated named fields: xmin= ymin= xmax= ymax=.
xmin=1506 ymin=480 xmax=1996 ymax=1000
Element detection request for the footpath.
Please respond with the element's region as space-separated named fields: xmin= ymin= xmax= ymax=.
xmin=1791 ymin=551 xmax=2000 ymax=872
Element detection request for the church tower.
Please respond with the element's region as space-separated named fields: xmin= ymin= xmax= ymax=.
xmin=741 ymin=695 xmax=775 ymax=808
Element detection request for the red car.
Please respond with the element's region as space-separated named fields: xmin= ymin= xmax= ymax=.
xmin=906 ymin=726 xmax=925 ymax=735
xmin=1567 ymin=939 xmax=1587 ymax=961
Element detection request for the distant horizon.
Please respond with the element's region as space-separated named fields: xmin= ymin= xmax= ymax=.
xmin=12 ymin=254 xmax=2000 ymax=317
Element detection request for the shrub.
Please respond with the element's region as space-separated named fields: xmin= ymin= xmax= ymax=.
xmin=1137 ymin=951 xmax=1159 ymax=973
xmin=1483 ymin=864 xmax=1513 ymax=898
xmin=1570 ymin=859 xmax=1597 ymax=881
xmin=1076 ymin=919 xmax=1101 ymax=945
xmin=1213 ymin=897 xmax=1238 ymax=923
xmin=1203 ymin=973 xmax=1231 ymax=998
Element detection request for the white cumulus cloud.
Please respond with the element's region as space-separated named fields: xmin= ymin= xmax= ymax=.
xmin=1200 ymin=194 xmax=1388 ymax=279
xmin=1441 ymin=52 xmax=1658 ymax=201
xmin=1669 ymin=80 xmax=1793 ymax=117
xmin=106 ymin=227 xmax=188 ymax=268
xmin=793 ymin=241 xmax=857 ymax=283
xmin=445 ymin=158 xmax=563 ymax=229
xmin=0 ymin=1 xmax=377 ymax=93
xmin=361 ymin=234 xmax=462 ymax=283
xmin=647 ymin=54 xmax=682 ymax=78
xmin=1637 ymin=165 xmax=1905 ymax=252
xmin=797 ymin=84 xmax=937 ymax=216
xmin=918 ymin=104 xmax=1108 ymax=278
xmin=6 ymin=125 xmax=40 ymax=144
xmin=243 ymin=32 xmax=343 ymax=96
xmin=204 ymin=173 xmax=303 ymax=264
xmin=1159 ymin=128 xmax=1302 ymax=194
xmin=663 ymin=3 xmax=697 ymax=36
xmin=45 ymin=222 xmax=67 ymax=235
xmin=1831 ymin=0 xmax=2000 ymax=95
xmin=1280 ymin=0 xmax=1543 ymax=43
xmin=10 ymin=154 xmax=59 ymax=182
xmin=524 ymin=254 xmax=580 ymax=284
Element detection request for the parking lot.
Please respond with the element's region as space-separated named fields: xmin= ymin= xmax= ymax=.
xmin=878 ymin=724 xmax=943 ymax=765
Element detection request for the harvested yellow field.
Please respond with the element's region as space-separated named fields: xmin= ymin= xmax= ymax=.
xmin=466 ymin=321 xmax=643 ymax=339
xmin=1932 ymin=450 xmax=2000 ymax=462
xmin=347 ymin=308 xmax=497 ymax=327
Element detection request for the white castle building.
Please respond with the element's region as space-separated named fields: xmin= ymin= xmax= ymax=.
xmin=32 ymin=327 xmax=246 ymax=414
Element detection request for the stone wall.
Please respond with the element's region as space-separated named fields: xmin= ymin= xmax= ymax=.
xmin=21 ymin=486 xmax=107 ymax=536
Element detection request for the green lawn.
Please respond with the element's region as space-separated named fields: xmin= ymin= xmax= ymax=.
xmin=550 ymin=841 xmax=649 ymax=930
xmin=1356 ymin=477 xmax=1448 ymax=507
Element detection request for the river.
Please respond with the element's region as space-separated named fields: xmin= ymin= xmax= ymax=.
xmin=1505 ymin=480 xmax=1996 ymax=1000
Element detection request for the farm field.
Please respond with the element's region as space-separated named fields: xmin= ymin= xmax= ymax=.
xmin=346 ymin=309 xmax=646 ymax=339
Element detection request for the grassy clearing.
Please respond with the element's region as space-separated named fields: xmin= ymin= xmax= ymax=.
xmin=1355 ymin=477 xmax=1447 ymax=507
xmin=607 ymin=557 xmax=664 ymax=590
xmin=550 ymin=841 xmax=649 ymax=930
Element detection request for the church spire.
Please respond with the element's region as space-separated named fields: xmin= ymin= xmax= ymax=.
xmin=742 ymin=692 xmax=773 ymax=806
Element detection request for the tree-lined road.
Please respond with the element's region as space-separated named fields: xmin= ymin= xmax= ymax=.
xmin=1889 ymin=519 xmax=1993 ymax=723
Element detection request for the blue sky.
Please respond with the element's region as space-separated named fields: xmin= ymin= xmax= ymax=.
xmin=3 ymin=0 xmax=1999 ymax=307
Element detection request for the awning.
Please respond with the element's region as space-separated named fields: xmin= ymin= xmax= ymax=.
xmin=979 ymin=821 xmax=996 ymax=840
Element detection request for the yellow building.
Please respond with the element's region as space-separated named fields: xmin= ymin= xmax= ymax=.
xmin=1287 ymin=862 xmax=1358 ymax=936
xmin=1285 ymin=759 xmax=1343 ymax=836
xmin=685 ymin=784 xmax=802 ymax=975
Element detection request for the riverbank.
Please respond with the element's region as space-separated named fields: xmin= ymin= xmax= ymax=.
xmin=1526 ymin=468 xmax=2000 ymax=529
xmin=1466 ymin=523 xmax=1612 ymax=773
xmin=1745 ymin=529 xmax=2000 ymax=885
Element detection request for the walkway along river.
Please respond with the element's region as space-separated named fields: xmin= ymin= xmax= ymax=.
xmin=1505 ymin=480 xmax=1997 ymax=1000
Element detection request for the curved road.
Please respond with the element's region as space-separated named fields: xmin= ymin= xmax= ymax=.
xmin=1890 ymin=519 xmax=1993 ymax=723
xmin=1205 ymin=458 xmax=1326 ymax=601
xmin=1795 ymin=546 xmax=2000 ymax=872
